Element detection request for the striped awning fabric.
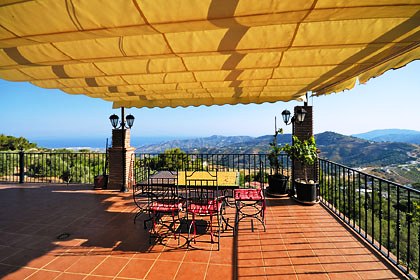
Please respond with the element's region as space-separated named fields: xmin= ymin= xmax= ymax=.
xmin=0 ymin=1 xmax=419 ymax=108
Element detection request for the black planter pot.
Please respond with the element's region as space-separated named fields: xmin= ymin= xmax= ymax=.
xmin=94 ymin=174 xmax=108 ymax=189
xmin=267 ymin=175 xmax=289 ymax=195
xmin=295 ymin=180 xmax=318 ymax=203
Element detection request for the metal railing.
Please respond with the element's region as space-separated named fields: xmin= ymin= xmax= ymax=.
xmin=0 ymin=151 xmax=107 ymax=184
xmin=319 ymin=158 xmax=420 ymax=278
xmin=133 ymin=153 xmax=291 ymax=188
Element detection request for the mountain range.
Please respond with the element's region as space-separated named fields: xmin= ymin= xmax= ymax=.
xmin=138 ymin=131 xmax=420 ymax=168
xmin=353 ymin=129 xmax=420 ymax=144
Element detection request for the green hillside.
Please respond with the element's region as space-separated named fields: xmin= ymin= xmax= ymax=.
xmin=139 ymin=132 xmax=419 ymax=168
xmin=315 ymin=132 xmax=419 ymax=166
xmin=353 ymin=129 xmax=420 ymax=144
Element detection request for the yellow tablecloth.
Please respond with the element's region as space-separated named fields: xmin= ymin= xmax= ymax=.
xmin=177 ymin=171 xmax=238 ymax=187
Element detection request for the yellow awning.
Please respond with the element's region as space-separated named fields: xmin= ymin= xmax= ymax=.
xmin=0 ymin=1 xmax=419 ymax=108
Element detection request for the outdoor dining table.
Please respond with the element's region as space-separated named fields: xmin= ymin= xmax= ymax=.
xmin=145 ymin=170 xmax=239 ymax=230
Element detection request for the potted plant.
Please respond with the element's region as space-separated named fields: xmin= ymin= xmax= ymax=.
xmin=282 ymin=135 xmax=318 ymax=203
xmin=267 ymin=126 xmax=289 ymax=195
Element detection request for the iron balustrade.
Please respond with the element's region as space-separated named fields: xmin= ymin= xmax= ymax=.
xmin=133 ymin=153 xmax=291 ymax=188
xmin=319 ymin=158 xmax=420 ymax=279
xmin=0 ymin=151 xmax=107 ymax=184
xmin=0 ymin=152 xmax=20 ymax=183
xmin=0 ymin=152 xmax=290 ymax=187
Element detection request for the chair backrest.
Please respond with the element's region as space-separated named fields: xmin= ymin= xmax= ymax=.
xmin=185 ymin=169 xmax=218 ymax=204
xmin=147 ymin=169 xmax=180 ymax=209
xmin=133 ymin=165 xmax=153 ymax=210
xmin=133 ymin=167 xmax=179 ymax=208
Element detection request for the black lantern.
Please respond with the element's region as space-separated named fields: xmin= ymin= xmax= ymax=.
xmin=281 ymin=110 xmax=291 ymax=125
xmin=296 ymin=108 xmax=307 ymax=124
xmin=109 ymin=114 xmax=119 ymax=128
xmin=109 ymin=113 xmax=135 ymax=129
xmin=126 ymin=114 xmax=135 ymax=128
xmin=282 ymin=107 xmax=306 ymax=125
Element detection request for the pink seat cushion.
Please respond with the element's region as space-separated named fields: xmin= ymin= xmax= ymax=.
xmin=188 ymin=199 xmax=222 ymax=215
xmin=234 ymin=188 xmax=263 ymax=201
xmin=150 ymin=201 xmax=182 ymax=212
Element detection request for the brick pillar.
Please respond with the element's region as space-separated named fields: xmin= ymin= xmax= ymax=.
xmin=292 ymin=106 xmax=318 ymax=183
xmin=108 ymin=129 xmax=135 ymax=190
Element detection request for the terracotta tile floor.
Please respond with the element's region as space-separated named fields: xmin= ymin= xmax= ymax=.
xmin=0 ymin=184 xmax=404 ymax=280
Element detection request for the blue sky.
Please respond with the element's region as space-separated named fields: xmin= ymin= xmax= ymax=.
xmin=1 ymin=60 xmax=419 ymax=141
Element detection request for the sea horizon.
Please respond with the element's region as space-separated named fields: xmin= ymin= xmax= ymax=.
xmin=29 ymin=136 xmax=188 ymax=150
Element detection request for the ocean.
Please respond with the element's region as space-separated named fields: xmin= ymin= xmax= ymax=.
xmin=30 ymin=136 xmax=183 ymax=150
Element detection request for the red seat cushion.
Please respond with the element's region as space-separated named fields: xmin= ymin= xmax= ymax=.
xmin=188 ymin=199 xmax=222 ymax=215
xmin=234 ymin=188 xmax=263 ymax=201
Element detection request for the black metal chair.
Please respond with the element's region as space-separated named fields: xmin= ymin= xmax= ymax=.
xmin=233 ymin=188 xmax=266 ymax=236
xmin=133 ymin=181 xmax=151 ymax=225
xmin=143 ymin=170 xmax=183 ymax=244
xmin=185 ymin=169 xmax=223 ymax=250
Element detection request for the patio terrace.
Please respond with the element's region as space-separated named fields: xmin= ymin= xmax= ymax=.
xmin=0 ymin=183 xmax=404 ymax=280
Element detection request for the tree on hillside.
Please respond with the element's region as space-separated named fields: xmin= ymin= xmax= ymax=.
xmin=146 ymin=148 xmax=190 ymax=171
xmin=0 ymin=134 xmax=38 ymax=151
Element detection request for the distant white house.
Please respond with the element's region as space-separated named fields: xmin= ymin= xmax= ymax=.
xmin=359 ymin=188 xmax=373 ymax=194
